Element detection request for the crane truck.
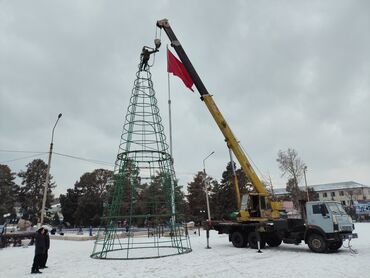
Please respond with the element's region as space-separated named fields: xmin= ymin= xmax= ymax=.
xmin=156 ymin=18 xmax=357 ymax=253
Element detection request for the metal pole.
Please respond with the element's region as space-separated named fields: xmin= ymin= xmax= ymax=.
xmin=228 ymin=148 xmax=240 ymax=210
xmin=203 ymin=151 xmax=214 ymax=249
xmin=304 ymin=166 xmax=309 ymax=201
xmin=40 ymin=113 xmax=62 ymax=225
xmin=167 ymin=51 xmax=176 ymax=226
xmin=167 ymin=45 xmax=173 ymax=159
xmin=203 ymin=151 xmax=214 ymax=222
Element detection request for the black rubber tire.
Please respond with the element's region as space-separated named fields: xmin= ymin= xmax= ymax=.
xmin=231 ymin=231 xmax=246 ymax=248
xmin=327 ymin=240 xmax=343 ymax=252
xmin=307 ymin=233 xmax=327 ymax=253
xmin=266 ymin=233 xmax=282 ymax=247
xmin=248 ymin=232 xmax=266 ymax=249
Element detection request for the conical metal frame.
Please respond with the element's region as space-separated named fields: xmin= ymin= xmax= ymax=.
xmin=91 ymin=58 xmax=191 ymax=260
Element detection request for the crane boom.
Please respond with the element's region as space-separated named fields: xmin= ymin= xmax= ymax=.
xmin=157 ymin=19 xmax=269 ymax=199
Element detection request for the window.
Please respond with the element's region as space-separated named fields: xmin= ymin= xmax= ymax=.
xmin=312 ymin=204 xmax=322 ymax=214
xmin=327 ymin=202 xmax=346 ymax=215
xmin=260 ymin=197 xmax=267 ymax=210
xmin=323 ymin=192 xmax=327 ymax=198
xmin=331 ymin=192 xmax=336 ymax=197
xmin=340 ymin=191 xmax=344 ymax=196
xmin=341 ymin=201 xmax=346 ymax=206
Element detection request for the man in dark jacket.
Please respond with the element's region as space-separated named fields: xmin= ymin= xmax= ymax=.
xmin=40 ymin=229 xmax=50 ymax=269
xmin=139 ymin=47 xmax=158 ymax=71
xmin=31 ymin=227 xmax=45 ymax=274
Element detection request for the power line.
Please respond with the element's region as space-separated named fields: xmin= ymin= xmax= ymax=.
xmin=0 ymin=149 xmax=47 ymax=154
xmin=0 ymin=153 xmax=46 ymax=163
xmin=53 ymin=152 xmax=114 ymax=166
xmin=0 ymin=148 xmax=113 ymax=167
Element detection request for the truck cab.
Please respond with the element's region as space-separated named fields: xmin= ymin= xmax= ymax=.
xmin=305 ymin=201 xmax=357 ymax=252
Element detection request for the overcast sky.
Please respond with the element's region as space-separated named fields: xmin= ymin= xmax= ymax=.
xmin=1 ymin=1 xmax=369 ymax=196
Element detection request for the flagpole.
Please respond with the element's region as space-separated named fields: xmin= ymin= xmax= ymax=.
xmin=167 ymin=45 xmax=176 ymax=225
xmin=167 ymin=45 xmax=173 ymax=158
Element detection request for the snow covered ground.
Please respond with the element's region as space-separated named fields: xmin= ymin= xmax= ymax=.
xmin=1 ymin=223 xmax=369 ymax=278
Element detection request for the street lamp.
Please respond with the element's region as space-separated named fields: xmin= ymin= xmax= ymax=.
xmin=40 ymin=113 xmax=62 ymax=225
xmin=303 ymin=165 xmax=309 ymax=201
xmin=203 ymin=151 xmax=214 ymax=249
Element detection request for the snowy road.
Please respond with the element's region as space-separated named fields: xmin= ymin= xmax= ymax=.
xmin=1 ymin=223 xmax=369 ymax=277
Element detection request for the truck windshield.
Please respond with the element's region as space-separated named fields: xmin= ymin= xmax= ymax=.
xmin=327 ymin=203 xmax=346 ymax=215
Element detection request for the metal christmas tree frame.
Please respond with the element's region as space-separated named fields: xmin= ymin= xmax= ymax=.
xmin=91 ymin=52 xmax=191 ymax=260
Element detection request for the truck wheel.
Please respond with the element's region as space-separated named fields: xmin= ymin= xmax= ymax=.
xmin=327 ymin=240 xmax=343 ymax=252
xmin=231 ymin=231 xmax=246 ymax=248
xmin=307 ymin=233 xmax=327 ymax=253
xmin=266 ymin=234 xmax=282 ymax=247
xmin=248 ymin=232 xmax=266 ymax=249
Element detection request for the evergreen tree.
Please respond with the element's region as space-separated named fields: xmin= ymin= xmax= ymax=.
xmin=59 ymin=188 xmax=80 ymax=226
xmin=186 ymin=172 xmax=208 ymax=224
xmin=73 ymin=169 xmax=113 ymax=226
xmin=211 ymin=162 xmax=250 ymax=219
xmin=18 ymin=159 xmax=55 ymax=224
xmin=137 ymin=172 xmax=187 ymax=225
xmin=51 ymin=212 xmax=61 ymax=227
xmin=0 ymin=164 xmax=19 ymax=223
xmin=113 ymin=159 xmax=141 ymax=218
xmin=174 ymin=183 xmax=188 ymax=222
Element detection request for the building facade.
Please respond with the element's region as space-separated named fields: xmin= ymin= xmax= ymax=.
xmin=274 ymin=181 xmax=369 ymax=205
xmin=312 ymin=181 xmax=369 ymax=206
xmin=274 ymin=181 xmax=370 ymax=220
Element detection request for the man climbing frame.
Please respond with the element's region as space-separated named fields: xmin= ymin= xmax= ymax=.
xmin=140 ymin=44 xmax=159 ymax=71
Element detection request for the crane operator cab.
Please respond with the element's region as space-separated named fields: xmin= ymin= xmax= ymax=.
xmin=238 ymin=193 xmax=276 ymax=222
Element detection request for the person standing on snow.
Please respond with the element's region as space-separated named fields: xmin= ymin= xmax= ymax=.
xmin=31 ymin=227 xmax=45 ymax=274
xmin=40 ymin=228 xmax=50 ymax=269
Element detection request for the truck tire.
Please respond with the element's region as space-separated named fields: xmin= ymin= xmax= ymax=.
xmin=327 ymin=240 xmax=343 ymax=252
xmin=231 ymin=231 xmax=246 ymax=248
xmin=248 ymin=232 xmax=266 ymax=249
xmin=266 ymin=234 xmax=282 ymax=247
xmin=307 ymin=233 xmax=327 ymax=253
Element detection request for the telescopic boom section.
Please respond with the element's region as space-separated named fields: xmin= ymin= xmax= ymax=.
xmin=157 ymin=19 xmax=269 ymax=197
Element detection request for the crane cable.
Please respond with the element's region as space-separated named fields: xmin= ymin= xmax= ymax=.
xmin=240 ymin=143 xmax=270 ymax=184
xmin=148 ymin=26 xmax=162 ymax=68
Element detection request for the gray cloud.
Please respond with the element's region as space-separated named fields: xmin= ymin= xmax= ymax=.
xmin=1 ymin=1 xmax=369 ymax=196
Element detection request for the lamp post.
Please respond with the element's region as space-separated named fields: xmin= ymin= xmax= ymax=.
xmin=40 ymin=113 xmax=62 ymax=225
xmin=203 ymin=151 xmax=214 ymax=249
xmin=303 ymin=165 xmax=309 ymax=201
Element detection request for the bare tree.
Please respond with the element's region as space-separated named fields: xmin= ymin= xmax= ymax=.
xmin=276 ymin=148 xmax=305 ymax=188
xmin=277 ymin=149 xmax=310 ymax=210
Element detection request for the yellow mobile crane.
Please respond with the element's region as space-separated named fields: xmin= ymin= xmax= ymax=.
xmin=156 ymin=19 xmax=357 ymax=252
xmin=156 ymin=19 xmax=281 ymax=223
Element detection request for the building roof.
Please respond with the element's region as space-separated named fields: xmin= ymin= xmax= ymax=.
xmin=310 ymin=181 xmax=369 ymax=192
xmin=273 ymin=181 xmax=369 ymax=195
xmin=272 ymin=188 xmax=288 ymax=195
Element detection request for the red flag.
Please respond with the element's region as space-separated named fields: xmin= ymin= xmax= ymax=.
xmin=167 ymin=49 xmax=194 ymax=92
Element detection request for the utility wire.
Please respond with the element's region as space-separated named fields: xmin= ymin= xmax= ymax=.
xmin=0 ymin=149 xmax=113 ymax=167
xmin=240 ymin=143 xmax=269 ymax=182
xmin=53 ymin=152 xmax=114 ymax=166
xmin=0 ymin=149 xmax=47 ymax=154
xmin=0 ymin=153 xmax=46 ymax=163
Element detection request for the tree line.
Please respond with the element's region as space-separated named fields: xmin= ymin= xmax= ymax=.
xmin=0 ymin=148 xmax=316 ymax=227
